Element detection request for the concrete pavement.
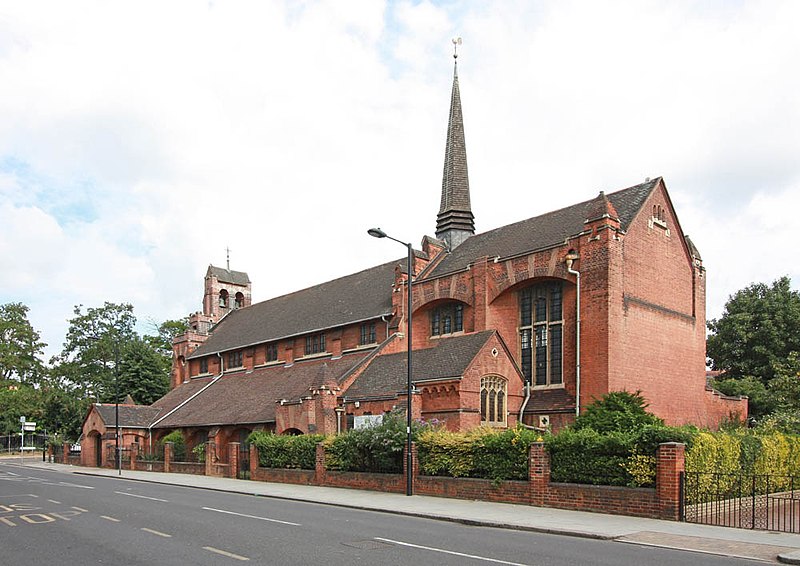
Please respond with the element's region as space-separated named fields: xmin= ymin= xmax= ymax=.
xmin=17 ymin=458 xmax=800 ymax=564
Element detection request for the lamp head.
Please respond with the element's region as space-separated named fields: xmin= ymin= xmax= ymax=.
xmin=367 ymin=228 xmax=387 ymax=239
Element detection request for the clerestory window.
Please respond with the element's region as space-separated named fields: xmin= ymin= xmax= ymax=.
xmin=266 ymin=343 xmax=278 ymax=363
xmin=228 ymin=350 xmax=243 ymax=368
xmin=431 ymin=303 xmax=464 ymax=337
xmin=519 ymin=283 xmax=563 ymax=387
xmin=360 ymin=323 xmax=376 ymax=346
xmin=305 ymin=334 xmax=326 ymax=356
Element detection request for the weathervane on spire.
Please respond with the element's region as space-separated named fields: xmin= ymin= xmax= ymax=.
xmin=452 ymin=37 xmax=462 ymax=59
xmin=226 ymin=246 xmax=231 ymax=272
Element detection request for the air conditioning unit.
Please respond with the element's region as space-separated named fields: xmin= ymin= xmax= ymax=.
xmin=538 ymin=415 xmax=550 ymax=428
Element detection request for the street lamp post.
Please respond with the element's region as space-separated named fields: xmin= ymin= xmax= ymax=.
xmin=114 ymin=344 xmax=121 ymax=476
xmin=367 ymin=227 xmax=414 ymax=496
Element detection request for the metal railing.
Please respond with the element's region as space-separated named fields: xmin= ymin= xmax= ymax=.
xmin=682 ymin=471 xmax=799 ymax=532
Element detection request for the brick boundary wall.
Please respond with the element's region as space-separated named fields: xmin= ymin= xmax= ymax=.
xmin=92 ymin=439 xmax=686 ymax=521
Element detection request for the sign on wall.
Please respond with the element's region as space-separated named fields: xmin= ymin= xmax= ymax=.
xmin=353 ymin=415 xmax=383 ymax=430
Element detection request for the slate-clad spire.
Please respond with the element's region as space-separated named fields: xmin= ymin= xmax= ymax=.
xmin=436 ymin=44 xmax=475 ymax=251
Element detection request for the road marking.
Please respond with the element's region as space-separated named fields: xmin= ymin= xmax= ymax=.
xmin=48 ymin=499 xmax=61 ymax=504
xmin=20 ymin=513 xmax=55 ymax=524
xmin=114 ymin=491 xmax=168 ymax=502
xmin=142 ymin=527 xmax=172 ymax=538
xmin=56 ymin=481 xmax=94 ymax=489
xmin=201 ymin=507 xmax=301 ymax=526
xmin=203 ymin=546 xmax=249 ymax=561
xmin=71 ymin=506 xmax=88 ymax=512
xmin=375 ymin=537 xmax=533 ymax=566
xmin=101 ymin=515 xmax=120 ymax=522
xmin=0 ymin=517 xmax=16 ymax=527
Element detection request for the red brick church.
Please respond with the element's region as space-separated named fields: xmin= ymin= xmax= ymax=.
xmin=81 ymin=57 xmax=745 ymax=465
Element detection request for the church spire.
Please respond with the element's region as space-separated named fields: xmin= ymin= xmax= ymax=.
xmin=436 ymin=37 xmax=475 ymax=251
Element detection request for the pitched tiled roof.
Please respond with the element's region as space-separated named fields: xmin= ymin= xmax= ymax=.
xmin=207 ymin=265 xmax=250 ymax=285
xmin=525 ymin=388 xmax=576 ymax=413
xmin=189 ymin=260 xmax=399 ymax=358
xmin=426 ymin=178 xmax=658 ymax=278
xmin=344 ymin=331 xmax=496 ymax=399
xmin=94 ymin=404 xmax=162 ymax=428
xmin=153 ymin=353 xmax=368 ymax=428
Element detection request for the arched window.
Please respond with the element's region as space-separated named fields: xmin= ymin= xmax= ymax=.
xmin=219 ymin=289 xmax=229 ymax=308
xmin=431 ymin=302 xmax=464 ymax=336
xmin=234 ymin=292 xmax=244 ymax=308
xmin=481 ymin=376 xmax=507 ymax=425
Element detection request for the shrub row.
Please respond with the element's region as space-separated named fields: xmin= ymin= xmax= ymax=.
xmin=545 ymin=425 xmax=695 ymax=487
xmin=247 ymin=431 xmax=324 ymax=469
xmin=416 ymin=427 xmax=541 ymax=482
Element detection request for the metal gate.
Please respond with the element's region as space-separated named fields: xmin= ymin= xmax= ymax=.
xmin=238 ymin=445 xmax=250 ymax=480
xmin=682 ymin=472 xmax=800 ymax=532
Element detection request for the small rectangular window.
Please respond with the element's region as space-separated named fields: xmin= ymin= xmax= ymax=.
xmin=266 ymin=343 xmax=278 ymax=362
xmin=228 ymin=351 xmax=243 ymax=368
xmin=360 ymin=323 xmax=376 ymax=345
xmin=199 ymin=358 xmax=208 ymax=374
xmin=305 ymin=334 xmax=326 ymax=355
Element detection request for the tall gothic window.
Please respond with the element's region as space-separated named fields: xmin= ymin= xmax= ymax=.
xmin=480 ymin=376 xmax=507 ymax=425
xmin=431 ymin=303 xmax=464 ymax=336
xmin=519 ymin=283 xmax=563 ymax=386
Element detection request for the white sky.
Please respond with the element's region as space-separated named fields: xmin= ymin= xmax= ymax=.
xmin=1 ymin=0 xmax=798 ymax=360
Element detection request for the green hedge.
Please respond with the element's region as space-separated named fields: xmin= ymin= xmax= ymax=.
xmin=247 ymin=431 xmax=324 ymax=470
xmin=417 ymin=427 xmax=542 ymax=482
xmin=545 ymin=425 xmax=696 ymax=487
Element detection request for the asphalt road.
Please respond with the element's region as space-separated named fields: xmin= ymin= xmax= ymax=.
xmin=0 ymin=460 xmax=759 ymax=566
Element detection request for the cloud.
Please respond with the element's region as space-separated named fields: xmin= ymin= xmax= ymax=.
xmin=0 ymin=0 xmax=798 ymax=360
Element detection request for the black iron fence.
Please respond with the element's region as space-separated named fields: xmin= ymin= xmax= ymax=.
xmin=1 ymin=433 xmax=49 ymax=452
xmin=682 ymin=471 xmax=800 ymax=533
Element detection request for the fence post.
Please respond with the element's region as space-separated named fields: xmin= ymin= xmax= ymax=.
xmin=250 ymin=443 xmax=258 ymax=478
xmin=130 ymin=443 xmax=138 ymax=471
xmin=228 ymin=442 xmax=240 ymax=479
xmin=657 ymin=442 xmax=685 ymax=520
xmin=62 ymin=442 xmax=70 ymax=464
xmin=164 ymin=442 xmax=172 ymax=473
xmin=529 ymin=442 xmax=550 ymax=507
xmin=315 ymin=443 xmax=326 ymax=485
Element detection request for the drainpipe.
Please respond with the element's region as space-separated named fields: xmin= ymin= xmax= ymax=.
xmin=518 ymin=382 xmax=531 ymax=424
xmin=565 ymin=250 xmax=581 ymax=416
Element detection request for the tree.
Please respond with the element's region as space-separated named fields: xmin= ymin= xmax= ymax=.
xmin=572 ymin=391 xmax=664 ymax=433
xmin=0 ymin=303 xmax=47 ymax=384
xmin=57 ymin=302 xmax=137 ymax=401
xmin=707 ymin=276 xmax=800 ymax=384
xmin=144 ymin=317 xmax=189 ymax=356
xmin=116 ymin=338 xmax=170 ymax=405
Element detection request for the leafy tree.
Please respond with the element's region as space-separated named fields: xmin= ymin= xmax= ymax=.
xmin=39 ymin=386 xmax=89 ymax=441
xmin=56 ymin=302 xmax=137 ymax=401
xmin=0 ymin=303 xmax=47 ymax=384
xmin=0 ymin=384 xmax=43 ymax=435
xmin=572 ymin=391 xmax=664 ymax=433
xmin=707 ymin=276 xmax=800 ymax=384
xmin=116 ymin=338 xmax=170 ymax=405
xmin=145 ymin=317 xmax=189 ymax=356
xmin=711 ymin=376 xmax=777 ymax=421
